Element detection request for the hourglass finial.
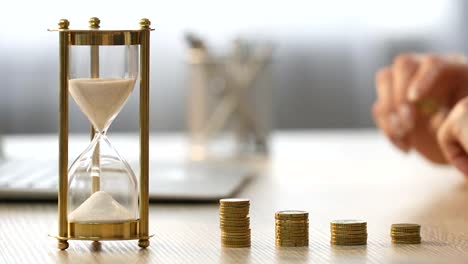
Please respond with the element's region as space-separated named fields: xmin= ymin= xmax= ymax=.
xmin=89 ymin=17 xmax=101 ymax=29
xmin=58 ymin=19 xmax=69 ymax=30
xmin=139 ymin=18 xmax=151 ymax=29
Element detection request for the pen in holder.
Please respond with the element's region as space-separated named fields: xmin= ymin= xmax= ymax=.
xmin=186 ymin=35 xmax=273 ymax=162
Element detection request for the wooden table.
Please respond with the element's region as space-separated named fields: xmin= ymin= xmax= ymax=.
xmin=2 ymin=130 xmax=468 ymax=263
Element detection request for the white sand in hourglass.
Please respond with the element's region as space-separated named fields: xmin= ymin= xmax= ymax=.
xmin=69 ymin=78 xmax=136 ymax=132
xmin=68 ymin=191 xmax=134 ymax=223
xmin=68 ymin=78 xmax=136 ymax=223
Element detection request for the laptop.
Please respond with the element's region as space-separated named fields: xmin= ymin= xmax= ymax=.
xmin=0 ymin=136 xmax=258 ymax=202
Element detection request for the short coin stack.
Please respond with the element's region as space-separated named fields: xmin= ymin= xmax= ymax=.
xmin=330 ymin=220 xmax=367 ymax=246
xmin=275 ymin=210 xmax=309 ymax=247
xmin=391 ymin=223 xmax=421 ymax=244
xmin=219 ymin=198 xmax=251 ymax=248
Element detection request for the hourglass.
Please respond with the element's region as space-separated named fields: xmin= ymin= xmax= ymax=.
xmin=49 ymin=18 xmax=153 ymax=250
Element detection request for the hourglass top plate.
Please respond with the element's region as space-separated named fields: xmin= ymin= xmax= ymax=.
xmin=69 ymin=78 xmax=136 ymax=132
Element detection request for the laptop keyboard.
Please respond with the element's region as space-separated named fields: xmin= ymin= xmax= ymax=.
xmin=0 ymin=159 xmax=252 ymax=201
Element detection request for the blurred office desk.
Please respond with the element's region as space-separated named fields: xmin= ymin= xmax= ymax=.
xmin=2 ymin=130 xmax=468 ymax=263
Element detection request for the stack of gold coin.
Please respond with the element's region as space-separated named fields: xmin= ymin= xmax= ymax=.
xmin=391 ymin=223 xmax=421 ymax=244
xmin=330 ymin=220 xmax=367 ymax=246
xmin=219 ymin=198 xmax=251 ymax=248
xmin=275 ymin=210 xmax=309 ymax=247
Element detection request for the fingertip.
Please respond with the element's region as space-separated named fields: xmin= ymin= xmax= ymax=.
xmin=398 ymin=104 xmax=415 ymax=132
xmin=391 ymin=137 xmax=411 ymax=153
xmin=407 ymin=84 xmax=419 ymax=102
xmin=451 ymin=156 xmax=468 ymax=177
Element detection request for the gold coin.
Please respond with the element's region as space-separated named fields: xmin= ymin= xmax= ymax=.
xmin=220 ymin=216 xmax=250 ymax=220
xmin=330 ymin=226 xmax=367 ymax=231
xmin=391 ymin=223 xmax=420 ymax=230
xmin=221 ymin=214 xmax=249 ymax=219
xmin=222 ymin=242 xmax=251 ymax=246
xmin=331 ymin=238 xmax=367 ymax=242
xmin=220 ymin=224 xmax=250 ymax=229
xmin=277 ymin=236 xmax=308 ymax=240
xmin=220 ymin=218 xmax=250 ymax=223
xmin=391 ymin=235 xmax=421 ymax=240
xmin=222 ymin=243 xmax=251 ymax=248
xmin=220 ymin=225 xmax=250 ymax=230
xmin=220 ymin=225 xmax=250 ymax=232
xmin=276 ymin=227 xmax=309 ymax=231
xmin=222 ymin=236 xmax=251 ymax=240
xmin=331 ymin=241 xmax=367 ymax=246
xmin=220 ymin=206 xmax=250 ymax=211
xmin=331 ymin=236 xmax=367 ymax=240
xmin=221 ymin=223 xmax=250 ymax=226
xmin=276 ymin=222 xmax=309 ymax=226
xmin=219 ymin=208 xmax=250 ymax=215
xmin=222 ymin=240 xmax=251 ymax=244
xmin=221 ymin=224 xmax=250 ymax=229
xmin=275 ymin=210 xmax=308 ymax=220
xmin=276 ymin=219 xmax=309 ymax=224
xmin=276 ymin=232 xmax=308 ymax=237
xmin=222 ymin=244 xmax=251 ymax=248
xmin=222 ymin=238 xmax=251 ymax=243
xmin=276 ymin=234 xmax=309 ymax=239
xmin=222 ymin=232 xmax=251 ymax=237
xmin=276 ymin=242 xmax=309 ymax=247
xmin=331 ymin=220 xmax=366 ymax=226
xmin=277 ymin=230 xmax=309 ymax=235
xmin=220 ymin=198 xmax=250 ymax=205
xmin=277 ymin=242 xmax=309 ymax=246
xmin=276 ymin=226 xmax=308 ymax=230
xmin=276 ymin=230 xmax=308 ymax=234
xmin=221 ymin=215 xmax=250 ymax=220
xmin=392 ymin=239 xmax=421 ymax=242
xmin=331 ymin=227 xmax=366 ymax=231
xmin=276 ymin=232 xmax=309 ymax=237
xmin=391 ymin=230 xmax=420 ymax=234
xmin=222 ymin=231 xmax=251 ymax=236
xmin=277 ymin=240 xmax=308 ymax=244
xmin=219 ymin=220 xmax=250 ymax=226
xmin=276 ymin=225 xmax=309 ymax=229
xmin=331 ymin=234 xmax=367 ymax=239
xmin=392 ymin=239 xmax=421 ymax=243
xmin=331 ymin=233 xmax=366 ymax=237
xmin=417 ymin=100 xmax=439 ymax=115
xmin=391 ymin=234 xmax=420 ymax=238
xmin=332 ymin=230 xmax=367 ymax=235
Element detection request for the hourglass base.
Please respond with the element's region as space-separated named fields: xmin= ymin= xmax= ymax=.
xmin=50 ymin=219 xmax=153 ymax=249
xmin=68 ymin=220 xmax=140 ymax=240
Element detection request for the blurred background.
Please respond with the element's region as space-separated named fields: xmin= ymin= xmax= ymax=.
xmin=1 ymin=0 xmax=467 ymax=134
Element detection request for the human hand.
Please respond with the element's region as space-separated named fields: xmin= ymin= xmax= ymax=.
xmin=373 ymin=54 xmax=468 ymax=164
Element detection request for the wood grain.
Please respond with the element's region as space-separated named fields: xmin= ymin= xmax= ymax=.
xmin=2 ymin=131 xmax=468 ymax=263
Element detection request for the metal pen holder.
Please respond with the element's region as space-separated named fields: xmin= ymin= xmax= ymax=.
xmin=187 ymin=36 xmax=273 ymax=162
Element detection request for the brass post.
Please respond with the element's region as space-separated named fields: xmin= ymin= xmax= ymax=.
xmin=58 ymin=18 xmax=70 ymax=250
xmin=138 ymin=18 xmax=151 ymax=248
xmin=89 ymin=17 xmax=101 ymax=193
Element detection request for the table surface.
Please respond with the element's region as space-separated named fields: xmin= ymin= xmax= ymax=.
xmin=2 ymin=130 xmax=468 ymax=264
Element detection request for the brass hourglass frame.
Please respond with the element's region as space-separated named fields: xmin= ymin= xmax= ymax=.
xmin=49 ymin=17 xmax=153 ymax=250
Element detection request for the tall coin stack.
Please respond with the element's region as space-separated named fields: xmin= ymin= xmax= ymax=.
xmin=391 ymin=223 xmax=421 ymax=244
xmin=219 ymin=198 xmax=251 ymax=248
xmin=275 ymin=210 xmax=309 ymax=247
xmin=330 ymin=220 xmax=367 ymax=246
